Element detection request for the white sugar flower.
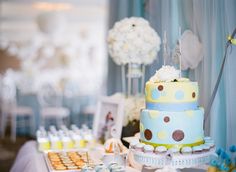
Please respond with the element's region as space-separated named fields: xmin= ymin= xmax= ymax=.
xmin=107 ymin=17 xmax=161 ymax=65
xmin=149 ymin=65 xmax=180 ymax=82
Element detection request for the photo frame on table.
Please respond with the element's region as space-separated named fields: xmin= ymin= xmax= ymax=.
xmin=93 ymin=96 xmax=124 ymax=143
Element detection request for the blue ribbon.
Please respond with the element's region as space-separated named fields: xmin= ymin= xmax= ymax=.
xmin=146 ymin=102 xmax=198 ymax=111
xmin=204 ymin=29 xmax=236 ymax=128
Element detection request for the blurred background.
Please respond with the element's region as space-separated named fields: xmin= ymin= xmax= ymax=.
xmin=0 ymin=0 xmax=236 ymax=171
xmin=0 ymin=0 xmax=108 ymax=127
xmin=0 ymin=0 xmax=108 ymax=170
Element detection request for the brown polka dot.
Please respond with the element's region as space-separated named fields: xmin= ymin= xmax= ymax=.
xmin=164 ymin=116 xmax=170 ymax=123
xmin=192 ymin=92 xmax=196 ymax=98
xmin=158 ymin=85 xmax=164 ymax=91
xmin=144 ymin=129 xmax=152 ymax=140
xmin=172 ymin=130 xmax=185 ymax=142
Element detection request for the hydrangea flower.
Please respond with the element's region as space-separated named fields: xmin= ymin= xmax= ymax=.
xmin=107 ymin=17 xmax=161 ymax=65
xmin=149 ymin=65 xmax=180 ymax=82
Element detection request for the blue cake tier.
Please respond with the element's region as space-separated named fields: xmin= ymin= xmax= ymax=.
xmin=140 ymin=108 xmax=204 ymax=148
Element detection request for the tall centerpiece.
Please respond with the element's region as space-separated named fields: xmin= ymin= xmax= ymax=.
xmin=107 ymin=17 xmax=161 ymax=96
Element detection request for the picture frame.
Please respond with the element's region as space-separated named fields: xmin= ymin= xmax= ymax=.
xmin=93 ymin=96 xmax=124 ymax=142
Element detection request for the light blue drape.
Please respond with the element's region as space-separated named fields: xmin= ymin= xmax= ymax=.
xmin=108 ymin=0 xmax=236 ymax=148
xmin=107 ymin=0 xmax=144 ymax=95
xmin=224 ymin=1 xmax=236 ymax=148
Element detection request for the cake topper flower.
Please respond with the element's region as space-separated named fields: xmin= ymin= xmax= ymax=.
xmin=107 ymin=17 xmax=161 ymax=65
xmin=149 ymin=65 xmax=180 ymax=82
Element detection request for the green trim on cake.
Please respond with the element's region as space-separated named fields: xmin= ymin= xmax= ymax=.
xmin=140 ymin=140 xmax=204 ymax=149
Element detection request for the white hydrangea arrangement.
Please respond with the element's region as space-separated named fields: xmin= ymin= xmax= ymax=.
xmin=107 ymin=17 xmax=161 ymax=65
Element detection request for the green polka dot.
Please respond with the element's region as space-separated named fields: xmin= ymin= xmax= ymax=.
xmin=186 ymin=110 xmax=194 ymax=117
xmin=149 ymin=110 xmax=159 ymax=119
xmin=140 ymin=123 xmax=144 ymax=132
xmin=157 ymin=131 xmax=167 ymax=140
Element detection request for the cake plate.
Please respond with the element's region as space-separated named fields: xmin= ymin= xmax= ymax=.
xmin=130 ymin=148 xmax=215 ymax=172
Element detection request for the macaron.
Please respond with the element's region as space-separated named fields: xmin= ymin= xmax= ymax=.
xmin=143 ymin=145 xmax=154 ymax=154
xmin=181 ymin=146 xmax=192 ymax=154
xmin=54 ymin=165 xmax=67 ymax=170
xmin=135 ymin=143 xmax=145 ymax=152
xmin=154 ymin=146 xmax=167 ymax=154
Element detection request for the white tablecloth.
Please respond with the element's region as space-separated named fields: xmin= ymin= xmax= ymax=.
xmin=10 ymin=141 xmax=48 ymax=172
xmin=10 ymin=141 xmax=206 ymax=172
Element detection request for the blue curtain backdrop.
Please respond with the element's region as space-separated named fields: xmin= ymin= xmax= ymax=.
xmin=107 ymin=0 xmax=236 ymax=148
xmin=107 ymin=0 xmax=145 ymax=95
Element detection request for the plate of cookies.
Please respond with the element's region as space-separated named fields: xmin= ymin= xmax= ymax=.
xmin=44 ymin=150 xmax=98 ymax=171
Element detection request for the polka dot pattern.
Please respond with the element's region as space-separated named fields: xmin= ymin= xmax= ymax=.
xmin=164 ymin=116 xmax=170 ymax=123
xmin=151 ymin=89 xmax=160 ymax=99
xmin=144 ymin=129 xmax=152 ymax=140
xmin=157 ymin=131 xmax=167 ymax=140
xmin=192 ymin=92 xmax=196 ymax=98
xmin=158 ymin=85 xmax=163 ymax=91
xmin=175 ymin=90 xmax=185 ymax=100
xmin=149 ymin=111 xmax=159 ymax=119
xmin=172 ymin=130 xmax=185 ymax=142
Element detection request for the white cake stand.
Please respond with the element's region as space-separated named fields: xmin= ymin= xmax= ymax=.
xmin=130 ymin=148 xmax=215 ymax=172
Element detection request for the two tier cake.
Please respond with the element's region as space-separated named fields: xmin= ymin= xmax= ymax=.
xmin=133 ymin=66 xmax=214 ymax=154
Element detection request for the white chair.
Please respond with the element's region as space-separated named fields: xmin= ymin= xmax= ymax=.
xmin=38 ymin=83 xmax=70 ymax=128
xmin=0 ymin=75 xmax=34 ymax=142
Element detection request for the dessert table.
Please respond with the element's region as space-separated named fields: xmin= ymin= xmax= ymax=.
xmin=10 ymin=141 xmax=139 ymax=172
xmin=10 ymin=141 xmax=207 ymax=172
